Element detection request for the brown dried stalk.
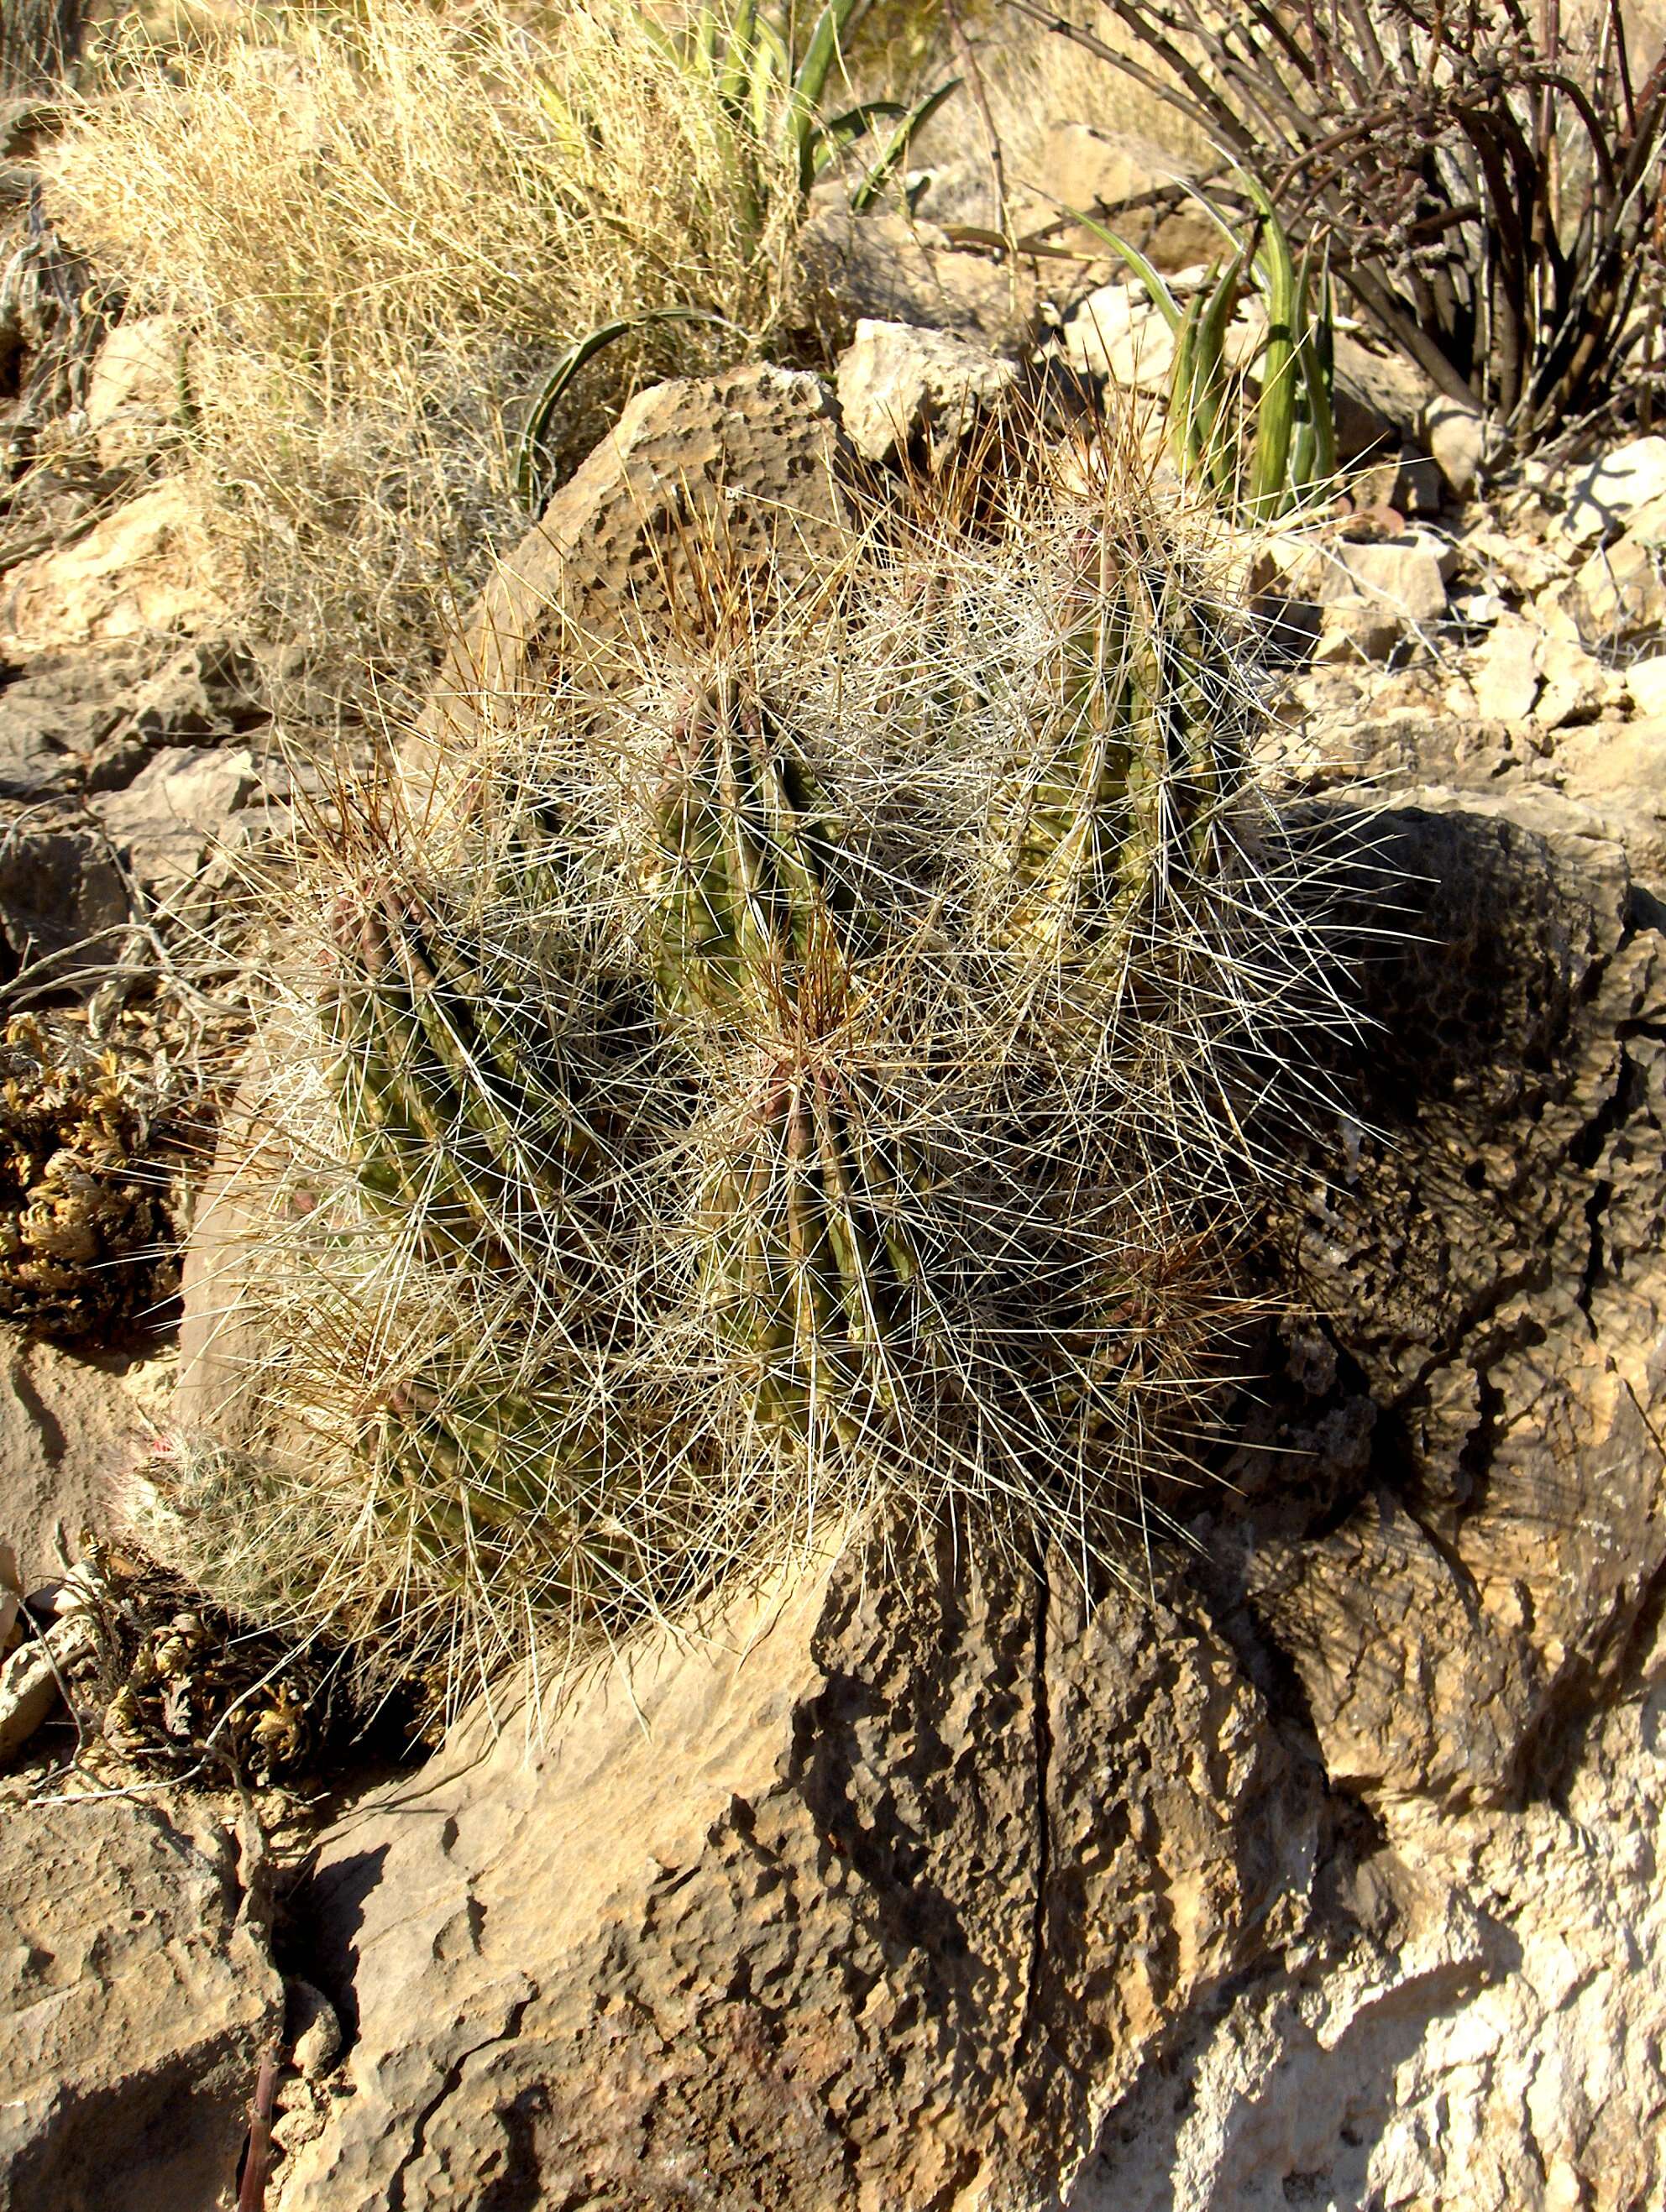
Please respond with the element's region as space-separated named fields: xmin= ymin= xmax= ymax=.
xmin=1004 ymin=0 xmax=1666 ymax=438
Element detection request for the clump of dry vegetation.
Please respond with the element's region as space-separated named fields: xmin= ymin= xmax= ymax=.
xmin=1004 ymin=0 xmax=1666 ymax=440
xmin=46 ymin=0 xmax=805 ymax=714
xmin=0 ymin=1008 xmax=199 ymax=1340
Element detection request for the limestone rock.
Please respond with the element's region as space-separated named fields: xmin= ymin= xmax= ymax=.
xmin=797 ymin=196 xmax=1038 ymax=355
xmin=1468 ymin=609 xmax=1541 ymax=721
xmin=414 ymin=363 xmax=855 ymax=773
xmin=1318 ymin=536 xmax=1449 ymax=656
xmin=1255 ymin=797 xmax=1666 ymax=1809
xmin=0 ymin=718 xmax=74 ymax=804
xmin=1331 ymin=332 xmax=1437 ymax=461
xmin=1059 ymin=789 xmax=1666 ymax=2207
xmin=1424 ymin=394 xmax=1501 ymax=498
xmin=1571 ymin=520 xmax=1666 ymax=646
xmin=0 ymin=1594 xmax=97 ymax=1762
xmin=1063 ymin=282 xmax=1175 ymax=390
xmin=1061 ymin=280 xmax=1266 ymax=394
xmin=1061 ymin=280 xmax=1142 ymax=376
xmin=86 ymin=312 xmax=187 ymax=468
xmin=0 ymin=643 xmax=157 ymax=803
xmin=0 ymin=479 xmax=234 ymax=654
xmin=0 ymin=1794 xmax=282 ymax=2212
xmin=92 ymin=743 xmax=259 ymax=899
xmin=1333 ymin=536 xmax=1450 ymax=622
xmin=86 ymin=637 xmax=267 ymax=793
xmin=276 ymin=1534 xmax=1318 ymax=2210
xmin=1077 ymin=1621 xmax=1666 ymax=2212
xmin=1552 ymin=433 xmax=1666 ymax=544
xmin=836 ymin=317 xmax=1016 ymax=464
xmin=0 ymin=1337 xmax=170 ymax=1585
xmin=1627 ymin=653 xmax=1666 ymax=717
xmin=1554 ymin=715 xmax=1666 ymax=882
xmin=0 ymin=818 xmax=128 ymax=986
xmin=0 ymin=637 xmax=265 ymax=803
xmin=1533 ymin=630 xmax=1606 ymax=729
xmin=1038 ymin=121 xmax=1218 ymax=268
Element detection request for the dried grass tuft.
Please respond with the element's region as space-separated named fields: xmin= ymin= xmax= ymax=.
xmin=47 ymin=1 xmax=801 ymax=719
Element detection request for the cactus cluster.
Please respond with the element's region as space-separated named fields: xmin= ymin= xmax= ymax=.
xmin=644 ymin=676 xmax=922 ymax=1451
xmin=161 ymin=437 xmax=1352 ymax=1708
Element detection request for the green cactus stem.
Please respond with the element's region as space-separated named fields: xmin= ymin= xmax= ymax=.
xmin=324 ymin=884 xmax=612 ymax=1277
xmin=642 ymin=674 xmax=861 ymax=1031
xmin=698 ymin=1059 xmax=924 ymax=1445
xmin=994 ymin=524 xmax=1244 ymax=964
xmin=643 ymin=675 xmax=924 ymax=1446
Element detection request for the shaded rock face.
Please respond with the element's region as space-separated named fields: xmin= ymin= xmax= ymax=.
xmin=0 ymin=630 xmax=271 ymax=993
xmin=1249 ymin=796 xmax=1666 ymax=1812
xmin=273 ymin=785 xmax=1666 ymax=2209
xmin=795 ymin=197 xmax=1039 ymax=358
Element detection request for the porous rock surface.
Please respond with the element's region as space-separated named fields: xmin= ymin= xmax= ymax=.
xmin=411 ymin=362 xmax=855 ymax=776
xmin=273 ymin=787 xmax=1666 ymax=2208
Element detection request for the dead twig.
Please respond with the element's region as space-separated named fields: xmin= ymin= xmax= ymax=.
xmin=236 ymin=2048 xmax=280 ymax=2212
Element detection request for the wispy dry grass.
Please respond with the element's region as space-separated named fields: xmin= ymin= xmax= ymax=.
xmin=47 ymin=1 xmax=802 ymax=719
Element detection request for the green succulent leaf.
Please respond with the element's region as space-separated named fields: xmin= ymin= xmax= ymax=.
xmin=514 ymin=308 xmax=741 ymax=512
xmin=850 ymin=78 xmax=961 ymax=213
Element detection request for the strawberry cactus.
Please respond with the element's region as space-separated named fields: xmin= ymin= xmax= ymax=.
xmin=992 ymin=517 xmax=1246 ymax=968
xmin=162 ymin=428 xmax=1349 ymax=1711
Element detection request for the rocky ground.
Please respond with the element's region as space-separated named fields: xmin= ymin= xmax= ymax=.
xmin=3 ymin=72 xmax=1666 ymax=2212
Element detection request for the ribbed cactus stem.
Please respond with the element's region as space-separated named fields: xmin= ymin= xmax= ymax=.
xmin=700 ymin=1061 xmax=917 ymax=1447
xmin=320 ymin=844 xmax=622 ymax=1559
xmin=646 ymin=675 xmax=919 ymax=1447
xmin=647 ymin=676 xmax=856 ymax=1027
xmin=997 ymin=525 xmax=1243 ymax=961
xmin=325 ymin=887 xmax=610 ymax=1274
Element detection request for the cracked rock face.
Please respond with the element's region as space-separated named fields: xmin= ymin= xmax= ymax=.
xmin=0 ymin=1795 xmax=282 ymax=2212
xmin=278 ymin=1540 xmax=1318 ymax=2212
xmin=1250 ymin=793 xmax=1666 ymax=1813
xmin=271 ymin=788 xmax=1666 ymax=2209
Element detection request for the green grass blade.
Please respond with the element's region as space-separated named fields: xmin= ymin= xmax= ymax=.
xmin=811 ymin=96 xmax=906 ymax=175
xmin=1067 ymin=210 xmax=1184 ymax=333
xmin=628 ymin=1 xmax=682 ymax=69
xmin=750 ymin=14 xmax=789 ymax=139
xmin=693 ymin=2 xmax=722 ymax=73
xmin=1191 ymin=251 xmax=1245 ymax=498
xmin=1168 ymin=292 xmax=1206 ymax=478
xmin=850 ymin=78 xmax=961 ymax=212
